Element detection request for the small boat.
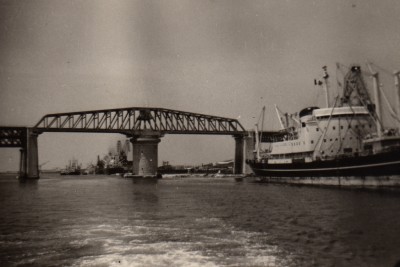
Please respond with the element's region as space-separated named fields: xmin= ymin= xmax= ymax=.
xmin=246 ymin=64 xmax=400 ymax=186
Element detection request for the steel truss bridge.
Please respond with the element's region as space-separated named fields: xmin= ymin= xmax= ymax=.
xmin=0 ymin=107 xmax=249 ymax=179
xmin=33 ymin=107 xmax=245 ymax=135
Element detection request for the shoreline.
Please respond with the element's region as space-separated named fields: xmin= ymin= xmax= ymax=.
xmin=245 ymin=175 xmax=400 ymax=189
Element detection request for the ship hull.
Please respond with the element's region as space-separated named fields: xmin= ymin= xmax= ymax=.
xmin=104 ymin=166 xmax=125 ymax=175
xmin=247 ymin=150 xmax=400 ymax=177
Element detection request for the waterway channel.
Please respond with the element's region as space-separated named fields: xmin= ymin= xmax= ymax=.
xmin=1 ymin=174 xmax=400 ymax=266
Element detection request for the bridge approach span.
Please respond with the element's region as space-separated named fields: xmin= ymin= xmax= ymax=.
xmin=34 ymin=107 xmax=245 ymax=135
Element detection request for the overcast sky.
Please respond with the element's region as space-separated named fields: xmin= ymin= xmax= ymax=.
xmin=1 ymin=0 xmax=400 ymax=171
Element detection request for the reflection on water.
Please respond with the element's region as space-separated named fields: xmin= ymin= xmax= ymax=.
xmin=18 ymin=178 xmax=39 ymax=187
xmin=0 ymin=174 xmax=400 ymax=266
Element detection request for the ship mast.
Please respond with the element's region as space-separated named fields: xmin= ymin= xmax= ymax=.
xmin=367 ymin=63 xmax=382 ymax=138
xmin=275 ymin=105 xmax=285 ymax=129
xmin=254 ymin=124 xmax=260 ymax=161
xmin=394 ymin=70 xmax=400 ymax=130
xmin=254 ymin=106 xmax=266 ymax=161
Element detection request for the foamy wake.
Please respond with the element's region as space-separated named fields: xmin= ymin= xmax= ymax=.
xmin=76 ymin=249 xmax=219 ymax=267
xmin=70 ymin=218 xmax=287 ymax=267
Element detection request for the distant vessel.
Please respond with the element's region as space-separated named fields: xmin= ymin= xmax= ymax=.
xmin=60 ymin=159 xmax=81 ymax=175
xmin=246 ymin=64 xmax=400 ymax=186
xmin=157 ymin=160 xmax=235 ymax=175
xmin=96 ymin=140 xmax=130 ymax=175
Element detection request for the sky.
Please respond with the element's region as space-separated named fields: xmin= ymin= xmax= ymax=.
xmin=1 ymin=0 xmax=400 ymax=171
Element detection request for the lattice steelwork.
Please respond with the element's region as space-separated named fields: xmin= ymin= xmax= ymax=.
xmin=34 ymin=107 xmax=245 ymax=135
xmin=0 ymin=127 xmax=26 ymax=147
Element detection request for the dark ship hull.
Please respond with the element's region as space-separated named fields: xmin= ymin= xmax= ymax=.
xmin=247 ymin=150 xmax=400 ymax=177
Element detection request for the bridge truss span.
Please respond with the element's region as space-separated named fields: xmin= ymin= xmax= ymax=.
xmin=34 ymin=107 xmax=246 ymax=135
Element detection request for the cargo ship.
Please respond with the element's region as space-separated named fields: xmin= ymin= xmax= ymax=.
xmin=246 ymin=64 xmax=400 ymax=186
xmin=60 ymin=159 xmax=81 ymax=175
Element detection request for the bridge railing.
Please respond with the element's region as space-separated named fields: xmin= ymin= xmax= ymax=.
xmin=34 ymin=107 xmax=245 ymax=135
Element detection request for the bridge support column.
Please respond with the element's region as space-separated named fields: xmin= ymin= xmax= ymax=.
xmin=19 ymin=148 xmax=26 ymax=178
xmin=234 ymin=135 xmax=244 ymax=174
xmin=233 ymin=133 xmax=255 ymax=175
xmin=20 ymin=129 xmax=40 ymax=179
xmin=130 ymin=133 xmax=162 ymax=176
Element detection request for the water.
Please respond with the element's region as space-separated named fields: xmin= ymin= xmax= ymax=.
xmin=1 ymin=174 xmax=400 ymax=267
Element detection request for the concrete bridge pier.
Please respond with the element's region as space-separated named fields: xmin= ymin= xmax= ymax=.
xmin=234 ymin=135 xmax=244 ymax=174
xmin=243 ymin=133 xmax=255 ymax=174
xmin=19 ymin=129 xmax=40 ymax=179
xmin=130 ymin=133 xmax=162 ymax=176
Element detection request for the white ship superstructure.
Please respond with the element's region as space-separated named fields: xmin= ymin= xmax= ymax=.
xmin=266 ymin=106 xmax=376 ymax=163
